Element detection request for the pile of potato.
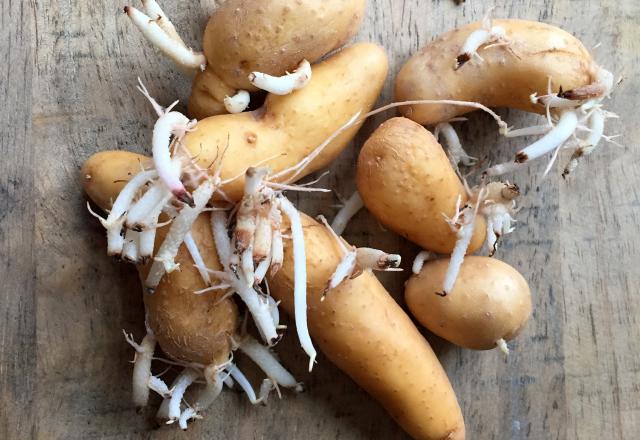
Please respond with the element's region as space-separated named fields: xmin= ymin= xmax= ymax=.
xmin=82 ymin=1 xmax=614 ymax=439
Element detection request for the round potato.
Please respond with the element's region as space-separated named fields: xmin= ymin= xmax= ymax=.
xmin=81 ymin=151 xmax=237 ymax=366
xmin=357 ymin=117 xmax=486 ymax=254
xmin=395 ymin=19 xmax=601 ymax=125
xmin=405 ymin=256 xmax=532 ymax=350
xmin=202 ymin=0 xmax=367 ymax=91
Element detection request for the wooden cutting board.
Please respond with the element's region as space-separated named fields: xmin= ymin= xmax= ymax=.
xmin=2 ymin=0 xmax=639 ymax=438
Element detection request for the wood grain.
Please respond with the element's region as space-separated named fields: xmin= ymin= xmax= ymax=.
xmin=0 ymin=0 xmax=637 ymax=439
xmin=0 ymin=0 xmax=35 ymax=439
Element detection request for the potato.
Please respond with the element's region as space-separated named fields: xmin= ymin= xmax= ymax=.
xmin=268 ymin=214 xmax=465 ymax=440
xmin=356 ymin=117 xmax=486 ymax=254
xmin=188 ymin=0 xmax=367 ymax=117
xmin=202 ymin=0 xmax=366 ymax=91
xmin=81 ymin=151 xmax=237 ymax=366
xmin=405 ymin=256 xmax=532 ymax=350
xmin=185 ymin=42 xmax=388 ymax=200
xmin=395 ymin=19 xmax=601 ymax=125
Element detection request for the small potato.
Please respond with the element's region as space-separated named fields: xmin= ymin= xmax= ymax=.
xmin=82 ymin=151 xmax=237 ymax=366
xmin=268 ymin=214 xmax=465 ymax=440
xmin=356 ymin=117 xmax=486 ymax=254
xmin=202 ymin=0 xmax=367 ymax=91
xmin=185 ymin=43 xmax=389 ymax=201
xmin=395 ymin=19 xmax=602 ymax=125
xmin=405 ymin=256 xmax=532 ymax=350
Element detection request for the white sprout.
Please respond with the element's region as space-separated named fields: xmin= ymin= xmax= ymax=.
xmin=514 ymin=110 xmax=578 ymax=163
xmin=441 ymin=193 xmax=484 ymax=296
xmin=277 ymin=197 xmax=316 ymax=371
xmin=148 ymin=375 xmax=172 ymax=398
xmin=331 ymin=191 xmax=364 ymax=235
xmin=167 ymin=368 xmax=200 ymax=423
xmin=326 ymin=251 xmax=358 ymax=293
xmin=184 ymin=232 xmax=211 ymax=285
xmin=125 ymin=179 xmax=173 ymax=230
xmin=191 ymin=375 xmax=224 ymax=412
xmin=223 ymin=90 xmax=251 ymax=114
xmin=122 ymin=230 xmax=141 ymax=263
xmin=226 ymin=363 xmax=271 ymax=404
xmin=178 ymin=407 xmax=201 ymax=430
xmin=269 ymin=227 xmax=284 ymax=276
xmin=141 ymin=0 xmax=185 ymax=46
xmin=238 ymin=336 xmax=303 ymax=392
xmin=86 ymin=169 xmax=157 ymax=256
xmin=496 ymin=338 xmax=510 ymax=355
xmin=152 ymin=111 xmax=196 ymax=205
xmin=563 ymin=109 xmax=606 ymax=177
xmin=146 ymin=180 xmax=216 ymax=290
xmin=267 ymin=295 xmax=280 ymax=328
xmin=248 ymin=59 xmax=312 ymax=95
xmin=434 ymin=121 xmax=477 ymax=166
xmin=254 ymin=257 xmax=271 ymax=284
xmin=210 ymin=210 xmax=232 ymax=268
xmin=235 ymin=282 xmax=279 ymax=345
xmin=412 ymin=250 xmax=435 ymax=274
xmin=456 ymin=15 xmax=508 ymax=70
xmin=355 ymin=248 xmax=402 ymax=271
xmin=123 ymin=330 xmax=156 ymax=408
xmin=124 ymin=6 xmax=206 ymax=70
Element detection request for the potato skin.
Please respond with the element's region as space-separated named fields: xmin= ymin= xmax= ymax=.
xmin=356 ymin=117 xmax=485 ymax=254
xmin=184 ymin=42 xmax=388 ymax=201
xmin=405 ymin=256 xmax=532 ymax=350
xmin=395 ymin=19 xmax=599 ymax=125
xmin=268 ymin=214 xmax=465 ymax=440
xmin=81 ymin=151 xmax=237 ymax=366
xmin=203 ymin=0 xmax=367 ymax=91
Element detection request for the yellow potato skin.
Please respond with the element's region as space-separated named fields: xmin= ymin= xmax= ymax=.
xmin=356 ymin=117 xmax=486 ymax=254
xmin=268 ymin=214 xmax=465 ymax=440
xmin=81 ymin=151 xmax=237 ymax=366
xmin=405 ymin=256 xmax=532 ymax=350
xmin=395 ymin=19 xmax=600 ymax=125
xmin=203 ymin=0 xmax=367 ymax=91
xmin=184 ymin=42 xmax=388 ymax=201
xmin=188 ymin=67 xmax=236 ymax=120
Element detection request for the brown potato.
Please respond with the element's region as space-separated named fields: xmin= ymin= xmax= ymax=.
xmin=405 ymin=256 xmax=532 ymax=350
xmin=268 ymin=214 xmax=465 ymax=440
xmin=395 ymin=19 xmax=601 ymax=125
xmin=81 ymin=151 xmax=237 ymax=366
xmin=356 ymin=117 xmax=486 ymax=254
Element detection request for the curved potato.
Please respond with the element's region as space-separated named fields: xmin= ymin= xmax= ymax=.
xmin=268 ymin=214 xmax=465 ymax=440
xmin=395 ymin=19 xmax=600 ymax=125
xmin=202 ymin=0 xmax=367 ymax=91
xmin=356 ymin=117 xmax=486 ymax=254
xmin=184 ymin=42 xmax=388 ymax=201
xmin=81 ymin=151 xmax=237 ymax=366
xmin=406 ymin=256 xmax=532 ymax=350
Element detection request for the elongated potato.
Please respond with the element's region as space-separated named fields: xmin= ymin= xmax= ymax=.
xmin=82 ymin=151 xmax=237 ymax=366
xmin=202 ymin=0 xmax=367 ymax=91
xmin=395 ymin=19 xmax=601 ymax=125
xmin=357 ymin=117 xmax=486 ymax=254
xmin=268 ymin=214 xmax=465 ymax=440
xmin=406 ymin=256 xmax=532 ymax=350
xmin=185 ymin=43 xmax=388 ymax=200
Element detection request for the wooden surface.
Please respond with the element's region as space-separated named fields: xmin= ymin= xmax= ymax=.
xmin=2 ymin=0 xmax=639 ymax=439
